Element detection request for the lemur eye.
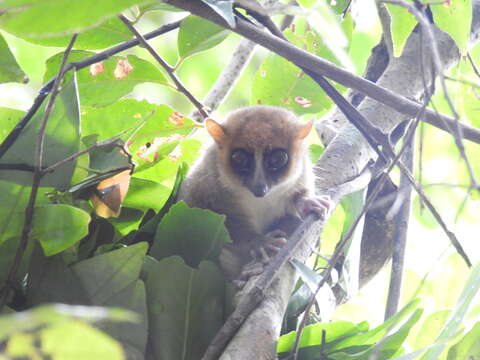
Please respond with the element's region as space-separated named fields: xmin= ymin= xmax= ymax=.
xmin=231 ymin=149 xmax=253 ymax=173
xmin=266 ymin=149 xmax=288 ymax=172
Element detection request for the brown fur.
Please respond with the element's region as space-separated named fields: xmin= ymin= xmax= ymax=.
xmin=177 ymin=106 xmax=315 ymax=279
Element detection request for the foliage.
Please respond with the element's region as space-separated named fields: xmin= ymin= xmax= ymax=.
xmin=0 ymin=0 xmax=479 ymax=359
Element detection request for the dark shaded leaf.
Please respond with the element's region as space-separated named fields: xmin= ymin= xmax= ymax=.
xmin=150 ymin=201 xmax=230 ymax=268
xmin=145 ymin=256 xmax=225 ymax=360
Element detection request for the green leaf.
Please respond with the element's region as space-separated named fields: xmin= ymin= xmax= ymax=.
xmin=421 ymin=261 xmax=480 ymax=360
xmin=71 ymin=242 xmax=148 ymax=304
xmin=0 ymin=0 xmax=155 ymax=38
xmin=178 ymin=16 xmax=230 ymax=59
xmin=145 ymin=256 xmax=225 ymax=360
xmin=136 ymin=138 xmax=200 ymax=183
xmin=447 ymin=321 xmax=480 ymax=359
xmin=27 ymin=249 xmax=90 ymax=305
xmin=150 ymin=201 xmax=230 ymax=268
xmin=309 ymin=144 xmax=324 ymax=163
xmin=251 ymin=28 xmax=343 ymax=115
xmin=0 ymin=33 xmax=27 ymax=83
xmin=133 ymin=162 xmax=189 ymax=239
xmin=0 ymin=73 xmax=81 ymax=188
xmin=413 ymin=310 xmax=451 ymax=350
xmin=44 ymin=51 xmax=168 ymax=107
xmin=199 ymin=0 xmax=235 ymax=28
xmin=123 ymin=177 xmax=170 ymax=211
xmin=15 ymin=18 xmax=133 ymax=50
xmin=431 ymin=0 xmax=472 ymax=55
xmin=385 ymin=3 xmax=418 ymax=57
xmin=0 ymin=303 xmax=136 ymax=342
xmin=41 ymin=320 xmax=124 ymax=360
xmin=331 ymin=299 xmax=421 ymax=351
xmin=0 ymin=107 xmax=24 ymax=144
xmin=277 ymin=320 xmax=368 ymax=354
xmin=34 ymin=204 xmax=90 ymax=256
xmin=289 ymin=259 xmax=336 ymax=321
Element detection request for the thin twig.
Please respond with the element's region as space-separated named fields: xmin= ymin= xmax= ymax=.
xmin=0 ymin=35 xmax=78 ymax=310
xmin=42 ymin=138 xmax=124 ymax=174
xmin=0 ymin=19 xmax=183 ymax=159
xmin=118 ymin=14 xmax=209 ymax=119
xmin=384 ymin=134 xmax=414 ymax=320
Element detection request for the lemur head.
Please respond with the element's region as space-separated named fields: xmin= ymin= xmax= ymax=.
xmin=206 ymin=106 xmax=312 ymax=198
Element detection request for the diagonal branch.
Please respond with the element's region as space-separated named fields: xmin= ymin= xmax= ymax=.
xmin=118 ymin=14 xmax=209 ymax=119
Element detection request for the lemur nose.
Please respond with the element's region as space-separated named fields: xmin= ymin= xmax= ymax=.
xmin=252 ymin=184 xmax=268 ymax=197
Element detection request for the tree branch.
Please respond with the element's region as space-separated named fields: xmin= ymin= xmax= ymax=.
xmin=165 ymin=0 xmax=480 ymax=144
xmin=118 ymin=14 xmax=209 ymax=119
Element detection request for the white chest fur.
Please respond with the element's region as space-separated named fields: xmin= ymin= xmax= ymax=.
xmin=238 ymin=188 xmax=293 ymax=234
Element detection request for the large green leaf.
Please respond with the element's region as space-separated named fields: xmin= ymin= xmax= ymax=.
xmin=34 ymin=204 xmax=90 ymax=256
xmin=0 ymin=0 xmax=155 ymax=38
xmin=150 ymin=201 xmax=230 ymax=268
xmin=0 ymin=33 xmax=27 ymax=83
xmin=178 ymin=16 xmax=230 ymax=59
xmin=16 ymin=18 xmax=132 ymax=50
xmin=431 ymin=0 xmax=472 ymax=55
xmin=0 ymin=107 xmax=24 ymax=144
xmin=277 ymin=320 xmax=369 ymax=354
xmin=145 ymin=256 xmax=225 ymax=360
xmin=385 ymin=3 xmax=418 ymax=57
xmin=123 ymin=177 xmax=170 ymax=212
xmin=447 ymin=321 xmax=480 ymax=359
xmin=40 ymin=320 xmax=124 ymax=360
xmin=0 ymin=303 xmax=135 ymax=341
xmin=71 ymin=242 xmax=148 ymax=304
xmin=81 ymin=100 xmax=199 ymax=173
xmin=0 ymin=73 xmax=81 ymax=187
xmin=421 ymin=261 xmax=480 ymax=360
xmin=44 ymin=51 xmax=169 ymax=107
xmin=251 ymin=28 xmax=342 ymax=115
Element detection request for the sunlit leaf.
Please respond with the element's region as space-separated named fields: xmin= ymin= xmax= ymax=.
xmin=431 ymin=0 xmax=472 ymax=55
xmin=385 ymin=3 xmax=417 ymax=57
xmin=421 ymin=261 xmax=480 ymax=360
xmin=0 ymin=72 xmax=81 ymax=187
xmin=34 ymin=204 xmax=90 ymax=256
xmin=178 ymin=16 xmax=230 ymax=59
xmin=0 ymin=0 xmax=156 ymax=38
xmin=447 ymin=321 xmax=480 ymax=359
xmin=15 ymin=18 xmax=133 ymax=50
xmin=0 ymin=33 xmax=27 ymax=83
xmin=44 ymin=51 xmax=169 ymax=107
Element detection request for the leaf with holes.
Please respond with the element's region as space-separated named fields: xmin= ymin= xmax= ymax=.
xmin=44 ymin=51 xmax=169 ymax=107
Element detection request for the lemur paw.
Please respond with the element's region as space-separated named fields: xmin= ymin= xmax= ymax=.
xmin=296 ymin=195 xmax=333 ymax=220
xmin=236 ymin=229 xmax=287 ymax=287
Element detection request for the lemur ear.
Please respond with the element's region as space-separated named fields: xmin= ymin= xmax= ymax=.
xmin=205 ymin=118 xmax=227 ymax=144
xmin=297 ymin=120 xmax=313 ymax=140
